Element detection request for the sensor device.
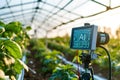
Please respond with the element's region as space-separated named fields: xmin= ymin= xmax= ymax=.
xmin=70 ymin=24 xmax=98 ymax=50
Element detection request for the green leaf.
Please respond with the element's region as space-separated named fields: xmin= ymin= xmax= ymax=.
xmin=0 ymin=21 xmax=5 ymax=27
xmin=25 ymin=26 xmax=31 ymax=31
xmin=5 ymin=21 xmax=22 ymax=34
xmin=0 ymin=26 xmax=5 ymax=34
xmin=3 ymin=40 xmax=22 ymax=58
xmin=72 ymin=56 xmax=82 ymax=64
xmin=13 ymin=59 xmax=23 ymax=74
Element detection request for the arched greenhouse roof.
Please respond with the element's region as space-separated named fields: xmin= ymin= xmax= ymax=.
xmin=0 ymin=0 xmax=120 ymax=38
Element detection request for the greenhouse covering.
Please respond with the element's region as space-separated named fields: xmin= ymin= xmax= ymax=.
xmin=1 ymin=0 xmax=120 ymax=37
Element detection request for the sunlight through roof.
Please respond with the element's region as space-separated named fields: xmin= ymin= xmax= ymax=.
xmin=0 ymin=0 xmax=120 ymax=38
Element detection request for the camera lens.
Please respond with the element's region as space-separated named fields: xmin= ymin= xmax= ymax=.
xmin=96 ymin=32 xmax=110 ymax=46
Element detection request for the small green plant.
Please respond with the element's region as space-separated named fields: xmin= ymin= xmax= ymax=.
xmin=49 ymin=64 xmax=78 ymax=80
xmin=41 ymin=50 xmax=61 ymax=74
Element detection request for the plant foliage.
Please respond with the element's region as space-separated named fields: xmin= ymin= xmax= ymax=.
xmin=0 ymin=21 xmax=31 ymax=79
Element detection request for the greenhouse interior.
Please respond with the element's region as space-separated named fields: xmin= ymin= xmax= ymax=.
xmin=0 ymin=0 xmax=120 ymax=80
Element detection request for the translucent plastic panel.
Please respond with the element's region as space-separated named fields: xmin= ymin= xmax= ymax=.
xmin=0 ymin=13 xmax=13 ymax=19
xmin=14 ymin=15 xmax=23 ymax=20
xmin=49 ymin=17 xmax=62 ymax=23
xmin=41 ymin=4 xmax=55 ymax=12
xmin=12 ymin=9 xmax=33 ymax=16
xmin=56 ymin=10 xmax=71 ymax=20
xmin=0 ymin=0 xmax=7 ymax=8
xmin=56 ymin=0 xmax=72 ymax=8
xmin=0 ymin=8 xmax=10 ymax=15
xmin=18 ymin=17 xmax=31 ymax=22
xmin=3 ymin=17 xmax=14 ymax=22
xmin=111 ymin=0 xmax=120 ymax=8
xmin=9 ymin=0 xmax=21 ymax=5
xmin=51 ymin=15 xmax=69 ymax=23
xmin=35 ymin=14 xmax=46 ymax=21
xmin=10 ymin=6 xmax=22 ymax=12
xmin=72 ymin=1 xmax=106 ymax=16
xmin=38 ymin=9 xmax=52 ymax=16
xmin=22 ymin=3 xmax=34 ymax=9
xmin=43 ymin=0 xmax=63 ymax=6
xmin=62 ymin=12 xmax=79 ymax=20
xmin=22 ymin=0 xmax=37 ymax=3
xmin=64 ymin=0 xmax=89 ymax=11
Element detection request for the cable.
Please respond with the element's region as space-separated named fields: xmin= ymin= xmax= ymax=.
xmin=99 ymin=46 xmax=111 ymax=80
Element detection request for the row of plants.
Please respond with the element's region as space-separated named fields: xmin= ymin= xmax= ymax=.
xmin=47 ymin=41 xmax=76 ymax=61
xmin=47 ymin=37 xmax=120 ymax=79
xmin=0 ymin=21 xmax=31 ymax=80
xmin=27 ymin=35 xmax=120 ymax=80
xmin=28 ymin=38 xmax=78 ymax=80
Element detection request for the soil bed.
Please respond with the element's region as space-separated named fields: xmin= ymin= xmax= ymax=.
xmin=24 ymin=53 xmax=119 ymax=80
xmin=24 ymin=53 xmax=51 ymax=80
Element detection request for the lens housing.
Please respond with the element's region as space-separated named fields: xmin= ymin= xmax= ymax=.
xmin=96 ymin=32 xmax=110 ymax=46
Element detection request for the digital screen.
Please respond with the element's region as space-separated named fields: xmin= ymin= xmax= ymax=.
xmin=70 ymin=26 xmax=93 ymax=50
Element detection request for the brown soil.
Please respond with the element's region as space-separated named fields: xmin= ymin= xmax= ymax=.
xmin=24 ymin=53 xmax=51 ymax=80
xmin=24 ymin=52 xmax=120 ymax=80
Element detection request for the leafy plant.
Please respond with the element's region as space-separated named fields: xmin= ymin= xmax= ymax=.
xmin=47 ymin=41 xmax=76 ymax=61
xmin=41 ymin=50 xmax=61 ymax=74
xmin=49 ymin=64 xmax=78 ymax=80
xmin=0 ymin=21 xmax=31 ymax=79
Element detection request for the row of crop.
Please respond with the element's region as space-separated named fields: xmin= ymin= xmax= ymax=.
xmin=47 ymin=37 xmax=120 ymax=78
xmin=0 ymin=21 xmax=31 ymax=80
xmin=28 ymin=36 xmax=120 ymax=79
xmin=47 ymin=41 xmax=77 ymax=61
xmin=29 ymin=39 xmax=78 ymax=80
